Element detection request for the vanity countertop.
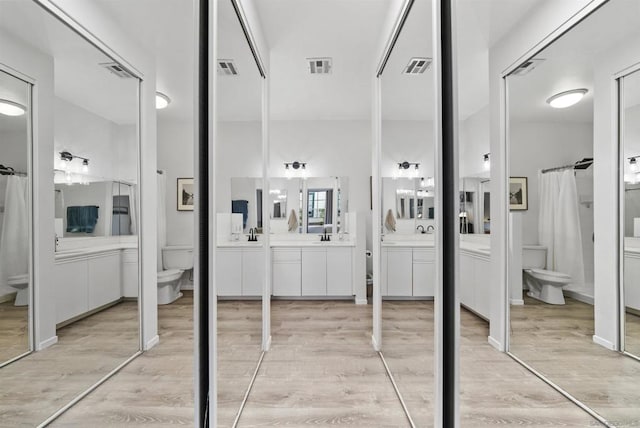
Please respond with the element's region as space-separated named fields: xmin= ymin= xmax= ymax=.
xmin=55 ymin=243 xmax=138 ymax=261
xmin=270 ymin=240 xmax=356 ymax=248
xmin=381 ymin=240 xmax=434 ymax=248
xmin=217 ymin=241 xmax=265 ymax=248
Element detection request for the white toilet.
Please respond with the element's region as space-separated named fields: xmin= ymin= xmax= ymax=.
xmin=8 ymin=274 xmax=29 ymax=306
xmin=522 ymin=245 xmax=572 ymax=305
xmin=157 ymin=246 xmax=193 ymax=305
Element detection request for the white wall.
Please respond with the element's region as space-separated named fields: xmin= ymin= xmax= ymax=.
xmin=488 ymin=0 xmax=606 ymax=350
xmin=158 ymin=117 xmax=195 ymax=246
xmin=509 ymin=121 xmax=594 ymax=294
xmin=381 ymin=120 xmax=434 ymax=178
xmin=459 ymin=105 xmax=490 ymax=178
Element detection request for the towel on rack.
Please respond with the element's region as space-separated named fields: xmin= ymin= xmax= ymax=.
xmin=288 ymin=209 xmax=298 ymax=232
xmin=232 ymin=200 xmax=249 ymax=229
xmin=66 ymin=205 xmax=99 ymax=233
xmin=385 ymin=209 xmax=396 ymax=232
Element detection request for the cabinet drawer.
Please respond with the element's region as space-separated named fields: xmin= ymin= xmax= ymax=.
xmin=272 ymin=248 xmax=301 ymax=262
xmin=413 ymin=248 xmax=434 ymax=262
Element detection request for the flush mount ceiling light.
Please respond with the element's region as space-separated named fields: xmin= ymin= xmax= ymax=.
xmin=0 ymin=99 xmax=26 ymax=116
xmin=156 ymin=92 xmax=171 ymax=110
xmin=546 ymin=88 xmax=588 ymax=109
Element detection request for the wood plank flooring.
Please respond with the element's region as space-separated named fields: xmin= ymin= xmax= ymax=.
xmin=382 ymin=301 xmax=598 ymax=427
xmin=0 ymin=300 xmax=139 ymax=427
xmin=625 ymin=312 xmax=640 ymax=357
xmin=511 ymin=296 xmax=640 ymax=427
xmin=0 ymin=300 xmax=29 ymax=364
xmin=4 ymin=293 xmax=629 ymax=426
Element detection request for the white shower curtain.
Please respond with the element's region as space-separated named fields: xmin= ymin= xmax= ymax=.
xmin=0 ymin=176 xmax=29 ymax=288
xmin=157 ymin=172 xmax=167 ymax=272
xmin=538 ymin=170 xmax=585 ymax=285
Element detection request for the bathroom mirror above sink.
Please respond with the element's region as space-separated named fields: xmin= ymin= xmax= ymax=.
xmin=382 ymin=177 xmax=435 ymax=234
xmin=230 ymin=177 xmax=263 ymax=233
xmin=459 ymin=177 xmax=490 ymax=234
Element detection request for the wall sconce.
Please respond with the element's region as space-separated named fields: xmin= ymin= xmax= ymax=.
xmin=629 ymin=156 xmax=640 ymax=173
xmin=284 ymin=161 xmax=306 ymax=179
xmin=483 ymin=153 xmax=490 ymax=171
xmin=398 ymin=161 xmax=420 ymax=178
xmin=60 ymin=151 xmax=90 ymax=174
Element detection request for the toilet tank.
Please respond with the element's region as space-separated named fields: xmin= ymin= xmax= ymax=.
xmin=522 ymin=245 xmax=547 ymax=269
xmin=162 ymin=246 xmax=194 ymax=270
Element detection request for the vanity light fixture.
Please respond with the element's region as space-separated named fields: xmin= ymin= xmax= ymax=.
xmin=546 ymin=88 xmax=588 ymax=109
xmin=284 ymin=161 xmax=306 ymax=179
xmin=483 ymin=153 xmax=490 ymax=170
xmin=0 ymin=99 xmax=26 ymax=116
xmin=398 ymin=161 xmax=420 ymax=178
xmin=156 ymin=92 xmax=171 ymax=109
xmin=59 ymin=151 xmax=89 ymax=174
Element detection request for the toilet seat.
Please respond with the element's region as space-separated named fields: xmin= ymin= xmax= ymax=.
xmin=528 ymin=268 xmax=571 ymax=284
xmin=157 ymin=269 xmax=183 ymax=282
xmin=8 ymin=274 xmax=29 ymax=287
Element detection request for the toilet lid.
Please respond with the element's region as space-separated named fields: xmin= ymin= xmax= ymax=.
xmin=8 ymin=274 xmax=28 ymax=285
xmin=530 ymin=268 xmax=571 ymax=279
xmin=157 ymin=269 xmax=183 ymax=279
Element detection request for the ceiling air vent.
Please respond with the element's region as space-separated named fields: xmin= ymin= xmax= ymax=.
xmin=100 ymin=62 xmax=135 ymax=79
xmin=217 ymin=60 xmax=238 ymax=76
xmin=307 ymin=58 xmax=332 ymax=75
xmin=403 ymin=57 xmax=432 ymax=75
xmin=511 ymin=58 xmax=545 ymax=77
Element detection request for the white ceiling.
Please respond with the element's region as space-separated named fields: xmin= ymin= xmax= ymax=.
xmin=0 ymin=0 xmax=138 ymax=125
xmin=508 ymin=0 xmax=640 ymax=123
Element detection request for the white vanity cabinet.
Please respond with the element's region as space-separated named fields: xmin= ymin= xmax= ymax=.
xmin=272 ymin=246 xmax=353 ymax=297
xmin=624 ymin=251 xmax=640 ymax=311
xmin=216 ymin=247 xmax=264 ymax=297
xmin=459 ymin=249 xmax=490 ymax=320
xmin=54 ymin=250 xmax=123 ymax=324
xmin=381 ymin=246 xmax=435 ymax=298
xmin=272 ymin=248 xmax=302 ymax=296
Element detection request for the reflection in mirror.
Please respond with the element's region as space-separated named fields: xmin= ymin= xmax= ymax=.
xmin=379 ymin=0 xmax=436 ymax=425
xmin=459 ymin=177 xmax=490 ymax=234
xmin=623 ymin=69 xmax=640 ymax=358
xmin=215 ymin=0 xmax=264 ymax=425
xmin=508 ymin=1 xmax=640 ymax=424
xmin=0 ymin=0 xmax=141 ymax=425
xmin=0 ymin=69 xmax=31 ymax=366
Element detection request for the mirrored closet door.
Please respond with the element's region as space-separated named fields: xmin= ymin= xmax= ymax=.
xmin=621 ymin=68 xmax=640 ymax=360
xmin=0 ymin=0 xmax=142 ymax=425
xmin=378 ymin=0 xmax=436 ymax=425
xmin=0 ymin=68 xmax=32 ymax=367
xmin=215 ymin=0 xmax=265 ymax=425
xmin=507 ymin=1 xmax=640 ymax=425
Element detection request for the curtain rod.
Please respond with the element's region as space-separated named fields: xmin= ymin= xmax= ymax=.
xmin=0 ymin=167 xmax=27 ymax=176
xmin=541 ymin=159 xmax=593 ymax=174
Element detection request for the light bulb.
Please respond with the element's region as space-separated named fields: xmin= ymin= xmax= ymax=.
xmin=82 ymin=159 xmax=89 ymax=174
xmin=631 ymin=158 xmax=639 ymax=173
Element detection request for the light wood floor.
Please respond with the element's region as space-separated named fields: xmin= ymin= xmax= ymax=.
xmin=511 ymin=296 xmax=640 ymax=427
xmin=0 ymin=300 xmax=29 ymax=364
xmin=0 ymin=300 xmax=139 ymax=427
xmin=8 ymin=295 xmax=631 ymax=426
xmin=382 ymin=301 xmax=598 ymax=427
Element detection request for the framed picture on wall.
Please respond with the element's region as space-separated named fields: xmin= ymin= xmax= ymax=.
xmin=509 ymin=177 xmax=528 ymax=211
xmin=177 ymin=178 xmax=194 ymax=211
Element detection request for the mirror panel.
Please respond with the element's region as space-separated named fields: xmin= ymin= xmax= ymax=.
xmin=0 ymin=0 xmax=141 ymax=425
xmin=0 ymin=69 xmax=31 ymax=366
xmin=623 ymin=68 xmax=640 ymax=358
xmin=215 ymin=0 xmax=264 ymax=425
xmin=508 ymin=1 xmax=640 ymax=425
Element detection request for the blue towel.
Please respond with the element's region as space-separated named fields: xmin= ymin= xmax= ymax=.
xmin=66 ymin=205 xmax=99 ymax=233
xmin=231 ymin=200 xmax=249 ymax=229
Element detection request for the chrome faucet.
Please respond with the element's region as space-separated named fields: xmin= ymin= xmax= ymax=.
xmin=426 ymin=225 xmax=435 ymax=234
xmin=416 ymin=225 xmax=425 ymax=234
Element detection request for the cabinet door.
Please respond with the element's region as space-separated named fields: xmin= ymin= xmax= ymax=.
xmin=273 ymin=262 xmax=302 ymax=296
xmin=88 ymin=252 xmax=122 ymax=309
xmin=474 ymin=258 xmax=491 ymax=319
xmin=381 ymin=248 xmax=388 ymax=296
xmin=459 ymin=253 xmax=475 ymax=309
xmin=625 ymin=254 xmax=640 ymax=311
xmin=216 ymin=249 xmax=242 ymax=296
xmin=302 ymin=248 xmax=327 ymax=296
xmin=387 ymin=248 xmax=412 ymax=296
xmin=55 ymin=259 xmax=89 ymax=323
xmin=327 ymin=248 xmax=352 ymax=296
xmin=413 ymin=249 xmax=434 ymax=297
xmin=242 ymin=249 xmax=264 ymax=296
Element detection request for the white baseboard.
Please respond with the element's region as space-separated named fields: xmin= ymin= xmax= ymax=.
xmin=181 ymin=284 xmax=194 ymax=291
xmin=145 ymin=335 xmax=160 ymax=351
xmin=592 ymin=335 xmax=615 ymax=350
xmin=38 ymin=335 xmax=58 ymax=350
xmin=510 ymin=299 xmax=524 ymax=305
xmin=371 ymin=334 xmax=381 ymax=351
xmin=564 ymin=290 xmax=594 ymax=305
xmin=488 ymin=335 xmax=503 ymax=352
xmin=355 ymin=297 xmax=367 ymax=305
